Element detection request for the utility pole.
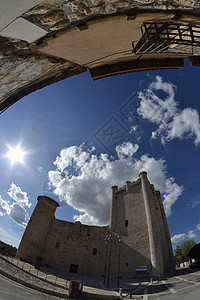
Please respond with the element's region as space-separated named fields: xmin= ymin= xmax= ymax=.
xmin=107 ymin=237 xmax=112 ymax=288
xmin=103 ymin=236 xmax=109 ymax=284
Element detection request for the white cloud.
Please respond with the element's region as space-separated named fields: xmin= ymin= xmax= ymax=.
xmin=8 ymin=183 xmax=31 ymax=208
xmin=137 ymin=75 xmax=177 ymax=127
xmin=0 ymin=196 xmax=10 ymax=216
xmin=0 ymin=184 xmax=30 ymax=227
xmin=116 ymin=142 xmax=139 ymax=159
xmin=171 ymin=233 xmax=186 ymax=243
xmin=48 ymin=142 xmax=182 ymax=225
xmin=172 ymin=222 xmax=200 ymax=244
xmin=167 ymin=108 xmax=200 ymax=145
xmin=162 ymin=177 xmax=183 ymax=217
xmin=137 ymin=76 xmax=200 ymax=145
xmin=187 ymin=230 xmax=197 ymax=239
xmin=9 ymin=203 xmax=28 ymax=227
xmin=196 ymin=223 xmax=200 ymax=230
xmin=130 ymin=125 xmax=138 ymax=133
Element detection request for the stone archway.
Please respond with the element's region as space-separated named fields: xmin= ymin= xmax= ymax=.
xmin=1 ymin=0 xmax=200 ymax=112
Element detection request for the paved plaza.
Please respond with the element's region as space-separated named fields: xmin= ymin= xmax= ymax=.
xmin=1 ymin=255 xmax=200 ymax=299
xmin=42 ymin=266 xmax=200 ymax=299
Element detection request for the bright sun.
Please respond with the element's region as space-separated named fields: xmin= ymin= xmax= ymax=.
xmin=6 ymin=146 xmax=24 ymax=164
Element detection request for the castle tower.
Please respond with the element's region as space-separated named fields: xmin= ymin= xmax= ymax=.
xmin=16 ymin=196 xmax=59 ymax=268
xmin=139 ymin=171 xmax=164 ymax=278
xmin=109 ymin=171 xmax=174 ymax=279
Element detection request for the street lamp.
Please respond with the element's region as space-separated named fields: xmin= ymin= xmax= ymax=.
xmin=103 ymin=233 xmax=113 ymax=287
xmin=117 ymin=235 xmax=123 ymax=287
xmin=103 ymin=233 xmax=122 ymax=288
xmin=103 ymin=235 xmax=109 ymax=284
xmin=107 ymin=234 xmax=113 ymax=288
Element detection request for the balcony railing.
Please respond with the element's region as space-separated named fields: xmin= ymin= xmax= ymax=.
xmin=133 ymin=22 xmax=200 ymax=56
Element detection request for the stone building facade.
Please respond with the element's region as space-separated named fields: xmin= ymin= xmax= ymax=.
xmin=16 ymin=172 xmax=174 ymax=279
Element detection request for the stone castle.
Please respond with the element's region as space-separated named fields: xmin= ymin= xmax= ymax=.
xmin=16 ymin=172 xmax=174 ymax=279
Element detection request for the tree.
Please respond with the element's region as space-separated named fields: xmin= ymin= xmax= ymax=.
xmin=174 ymin=239 xmax=196 ymax=264
xmin=174 ymin=244 xmax=183 ymax=264
xmin=181 ymin=240 xmax=196 ymax=260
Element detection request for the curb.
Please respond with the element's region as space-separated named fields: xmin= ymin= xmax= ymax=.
xmin=82 ymin=291 xmax=120 ymax=299
xmin=0 ymin=269 xmax=68 ymax=298
xmin=0 ymin=255 xmax=68 ymax=289
xmin=0 ymin=256 xmax=69 ymax=298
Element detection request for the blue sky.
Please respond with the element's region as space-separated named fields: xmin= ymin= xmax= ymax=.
xmin=0 ymin=58 xmax=200 ymax=249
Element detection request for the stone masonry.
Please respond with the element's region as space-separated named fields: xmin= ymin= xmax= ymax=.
xmin=16 ymin=172 xmax=174 ymax=279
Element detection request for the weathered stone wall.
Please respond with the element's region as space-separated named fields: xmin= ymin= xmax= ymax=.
xmin=24 ymin=0 xmax=200 ymax=33
xmin=0 ymin=52 xmax=72 ymax=106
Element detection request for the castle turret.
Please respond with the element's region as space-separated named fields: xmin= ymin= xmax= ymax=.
xmin=16 ymin=196 xmax=59 ymax=268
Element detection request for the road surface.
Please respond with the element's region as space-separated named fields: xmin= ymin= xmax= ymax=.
xmin=154 ymin=284 xmax=200 ymax=300
xmin=0 ymin=274 xmax=59 ymax=300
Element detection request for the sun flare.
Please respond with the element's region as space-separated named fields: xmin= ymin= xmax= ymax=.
xmin=6 ymin=146 xmax=24 ymax=164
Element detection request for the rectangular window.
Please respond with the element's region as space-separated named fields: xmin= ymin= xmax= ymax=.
xmin=92 ymin=248 xmax=97 ymax=255
xmin=55 ymin=242 xmax=60 ymax=249
xmin=70 ymin=264 xmax=78 ymax=273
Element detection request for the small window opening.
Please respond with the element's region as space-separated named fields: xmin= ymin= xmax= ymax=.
xmin=92 ymin=248 xmax=97 ymax=255
xmin=55 ymin=242 xmax=60 ymax=249
xmin=70 ymin=264 xmax=78 ymax=273
xmin=125 ymin=263 xmax=129 ymax=267
xmin=125 ymin=220 xmax=129 ymax=227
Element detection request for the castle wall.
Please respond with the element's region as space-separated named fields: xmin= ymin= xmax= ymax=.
xmin=41 ymin=215 xmax=151 ymax=278
xmin=42 ymin=219 xmax=110 ymax=276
